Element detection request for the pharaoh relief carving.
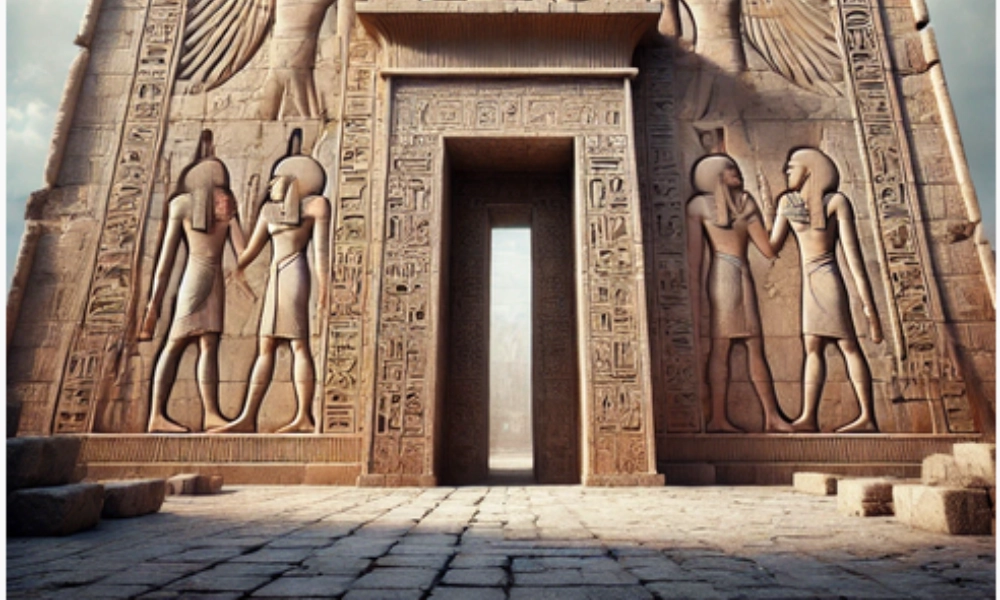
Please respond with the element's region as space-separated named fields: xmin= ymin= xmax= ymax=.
xmin=140 ymin=131 xmax=248 ymax=433
xmin=686 ymin=154 xmax=793 ymax=433
xmin=768 ymin=148 xmax=883 ymax=433
xmin=214 ymin=130 xmax=331 ymax=434
xmin=177 ymin=0 xmax=340 ymax=119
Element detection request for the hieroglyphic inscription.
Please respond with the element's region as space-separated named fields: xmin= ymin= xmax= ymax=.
xmin=582 ymin=134 xmax=650 ymax=474
xmin=371 ymin=79 xmax=653 ymax=477
xmin=838 ymin=0 xmax=972 ymax=432
xmin=634 ymin=48 xmax=701 ymax=434
xmin=52 ymin=0 xmax=184 ymax=433
xmin=324 ymin=30 xmax=379 ymax=433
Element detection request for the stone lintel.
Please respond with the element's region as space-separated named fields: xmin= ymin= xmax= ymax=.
xmin=359 ymin=2 xmax=661 ymax=71
xmin=380 ymin=67 xmax=640 ymax=79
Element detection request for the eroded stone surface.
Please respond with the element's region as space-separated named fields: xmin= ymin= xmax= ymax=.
xmin=101 ymin=478 xmax=167 ymax=518
xmin=7 ymin=436 xmax=82 ymax=490
xmin=894 ymin=484 xmax=993 ymax=535
xmin=8 ymin=482 xmax=104 ymax=537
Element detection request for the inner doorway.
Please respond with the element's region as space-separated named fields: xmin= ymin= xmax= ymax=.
xmin=441 ymin=137 xmax=581 ymax=486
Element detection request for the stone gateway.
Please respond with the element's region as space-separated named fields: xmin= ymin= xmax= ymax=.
xmin=9 ymin=0 xmax=994 ymax=485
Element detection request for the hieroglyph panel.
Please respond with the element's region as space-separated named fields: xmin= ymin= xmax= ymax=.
xmin=371 ymin=79 xmax=656 ymax=478
xmin=837 ymin=0 xmax=973 ymax=432
xmin=52 ymin=0 xmax=185 ymax=434
xmin=634 ymin=48 xmax=702 ymax=434
xmin=323 ymin=31 xmax=380 ymax=435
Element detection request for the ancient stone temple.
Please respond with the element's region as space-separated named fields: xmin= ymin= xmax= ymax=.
xmin=8 ymin=0 xmax=995 ymax=486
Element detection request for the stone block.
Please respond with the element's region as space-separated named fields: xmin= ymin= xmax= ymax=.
xmin=952 ymin=443 xmax=995 ymax=487
xmin=7 ymin=436 xmax=82 ymax=490
xmin=893 ymin=484 xmax=992 ymax=535
xmin=7 ymin=482 xmax=104 ymax=536
xmin=166 ymin=474 xmax=223 ymax=496
xmin=101 ymin=479 xmax=166 ymax=518
xmin=196 ymin=474 xmax=224 ymax=495
xmin=166 ymin=474 xmax=199 ymax=495
xmin=793 ymin=472 xmax=840 ymax=496
xmin=837 ymin=478 xmax=895 ymax=517
xmin=921 ymin=453 xmax=964 ymax=487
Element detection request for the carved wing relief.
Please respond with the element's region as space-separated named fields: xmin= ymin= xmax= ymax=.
xmin=740 ymin=0 xmax=844 ymax=96
xmin=178 ymin=0 xmax=276 ymax=92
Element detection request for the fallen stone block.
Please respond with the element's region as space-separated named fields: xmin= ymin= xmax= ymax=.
xmin=166 ymin=474 xmax=199 ymax=495
xmin=893 ymin=484 xmax=992 ymax=535
xmin=952 ymin=443 xmax=996 ymax=487
xmin=166 ymin=474 xmax=223 ymax=496
xmin=195 ymin=474 xmax=224 ymax=495
xmin=8 ymin=483 xmax=104 ymax=536
xmin=102 ymin=479 xmax=166 ymax=518
xmin=7 ymin=436 xmax=83 ymax=491
xmin=837 ymin=478 xmax=895 ymax=517
xmin=793 ymin=472 xmax=840 ymax=496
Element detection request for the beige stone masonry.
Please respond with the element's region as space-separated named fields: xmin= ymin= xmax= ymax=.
xmin=793 ymin=472 xmax=841 ymax=496
xmin=893 ymin=484 xmax=992 ymax=535
xmin=837 ymin=478 xmax=897 ymax=517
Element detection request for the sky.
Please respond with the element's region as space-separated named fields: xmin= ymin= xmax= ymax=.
xmin=5 ymin=0 xmax=998 ymax=289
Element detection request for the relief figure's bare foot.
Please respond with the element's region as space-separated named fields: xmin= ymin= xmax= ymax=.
xmin=835 ymin=415 xmax=877 ymax=434
xmin=706 ymin=418 xmax=744 ymax=434
xmin=148 ymin=415 xmax=190 ymax=434
xmin=764 ymin=417 xmax=795 ymax=433
xmin=209 ymin=417 xmax=256 ymax=434
xmin=790 ymin=416 xmax=819 ymax=433
xmin=277 ymin=416 xmax=315 ymax=434
xmin=203 ymin=412 xmax=230 ymax=431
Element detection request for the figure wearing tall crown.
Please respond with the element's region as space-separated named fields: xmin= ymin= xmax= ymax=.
xmin=213 ymin=130 xmax=331 ymax=434
xmin=140 ymin=130 xmax=247 ymax=433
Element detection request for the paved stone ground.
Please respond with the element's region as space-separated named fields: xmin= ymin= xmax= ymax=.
xmin=7 ymin=485 xmax=995 ymax=599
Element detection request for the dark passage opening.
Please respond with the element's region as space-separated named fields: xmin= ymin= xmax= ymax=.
xmin=441 ymin=137 xmax=580 ymax=486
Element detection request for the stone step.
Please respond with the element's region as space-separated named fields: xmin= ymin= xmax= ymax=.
xmin=7 ymin=436 xmax=82 ymax=491
xmin=7 ymin=483 xmax=105 ymax=537
xmin=893 ymin=484 xmax=993 ymax=535
xmin=951 ymin=443 xmax=995 ymax=487
xmin=101 ymin=479 xmax=167 ymax=519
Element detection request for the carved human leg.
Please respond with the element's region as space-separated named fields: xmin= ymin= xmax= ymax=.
xmin=197 ymin=333 xmax=228 ymax=430
xmin=210 ymin=337 xmax=278 ymax=434
xmin=835 ymin=338 xmax=879 ymax=433
xmin=706 ymin=338 xmax=743 ymax=433
xmin=276 ymin=338 xmax=317 ymax=434
xmin=792 ymin=335 xmax=825 ymax=432
xmin=148 ymin=339 xmax=190 ymax=433
xmin=745 ymin=337 xmax=794 ymax=433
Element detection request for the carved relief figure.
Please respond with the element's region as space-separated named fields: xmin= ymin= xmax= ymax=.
xmin=687 ymin=154 xmax=793 ymax=433
xmin=178 ymin=0 xmax=339 ymax=119
xmin=140 ymin=131 xmax=247 ymax=433
xmin=769 ymin=148 xmax=883 ymax=433
xmin=213 ymin=131 xmax=331 ymax=434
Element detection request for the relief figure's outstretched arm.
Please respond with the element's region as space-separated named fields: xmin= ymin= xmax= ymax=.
xmin=238 ymin=215 xmax=271 ymax=271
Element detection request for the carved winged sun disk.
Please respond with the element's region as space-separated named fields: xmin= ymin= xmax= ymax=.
xmin=178 ymin=0 xmax=276 ymax=92
xmin=741 ymin=0 xmax=844 ymax=96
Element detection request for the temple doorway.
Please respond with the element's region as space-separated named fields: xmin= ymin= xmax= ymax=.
xmin=440 ymin=137 xmax=581 ymax=485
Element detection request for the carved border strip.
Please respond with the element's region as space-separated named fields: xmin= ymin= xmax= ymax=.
xmin=837 ymin=0 xmax=971 ymax=432
xmin=79 ymin=435 xmax=363 ymax=463
xmin=634 ymin=48 xmax=702 ymax=434
xmin=52 ymin=0 xmax=185 ymax=433
xmin=323 ymin=30 xmax=380 ymax=434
